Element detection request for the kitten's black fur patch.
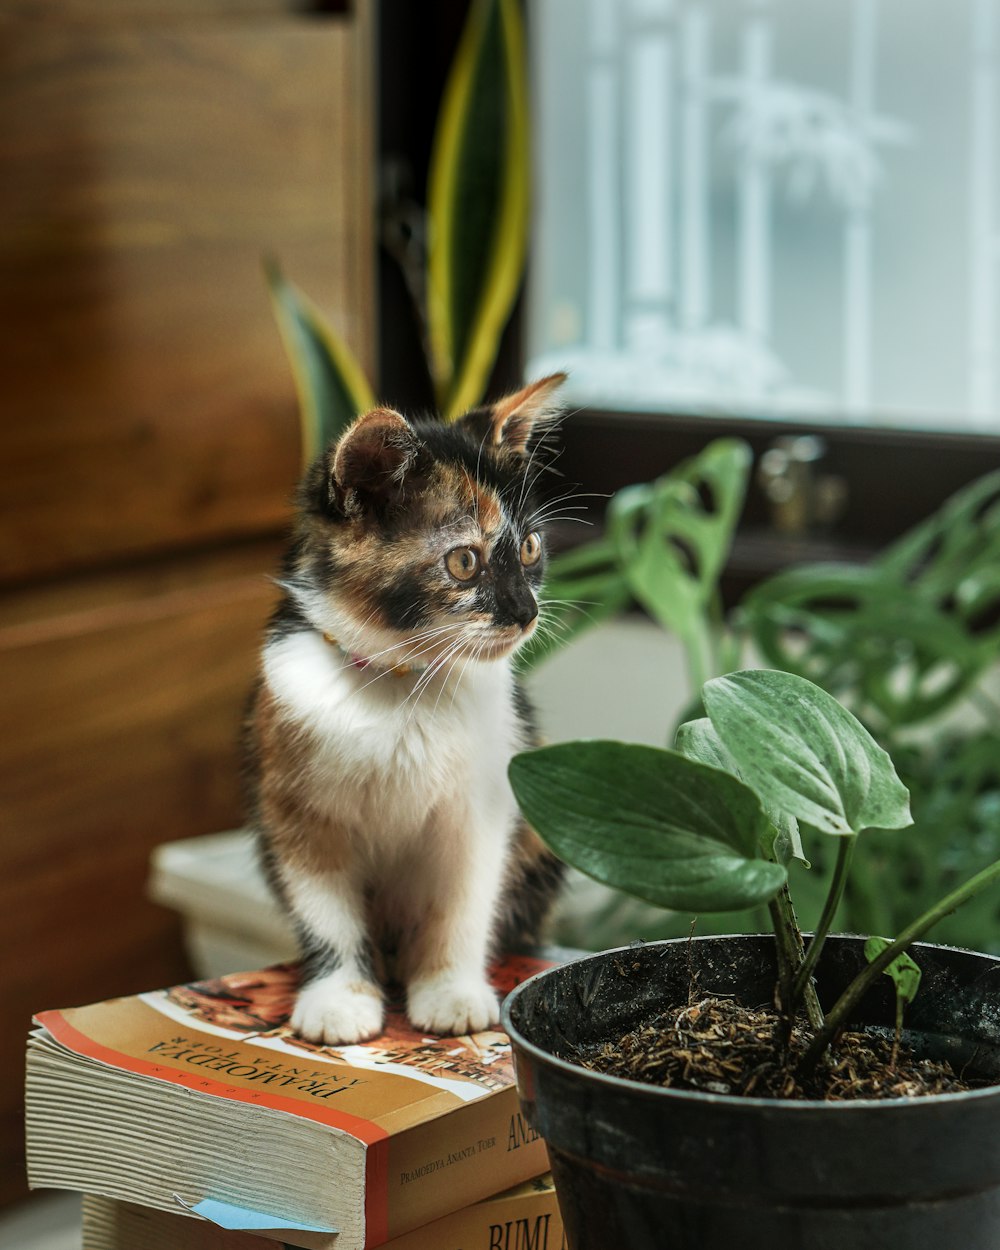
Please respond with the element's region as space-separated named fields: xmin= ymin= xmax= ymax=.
xmin=377 ymin=573 xmax=432 ymax=630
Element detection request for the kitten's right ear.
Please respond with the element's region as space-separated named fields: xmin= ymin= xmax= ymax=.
xmin=457 ymin=372 xmax=568 ymax=458
xmin=330 ymin=407 xmax=428 ymax=515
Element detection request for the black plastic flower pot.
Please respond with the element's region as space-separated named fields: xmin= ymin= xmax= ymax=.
xmin=501 ymin=935 xmax=1000 ymax=1250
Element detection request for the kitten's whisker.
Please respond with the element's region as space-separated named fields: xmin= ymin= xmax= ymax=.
xmin=403 ymin=634 xmax=467 ymax=722
xmin=539 ymin=597 xmax=602 ymax=609
xmin=434 ymin=636 xmax=472 ymax=716
xmin=448 ymin=639 xmax=483 ymax=711
xmin=529 ymin=507 xmax=592 ymax=524
xmin=542 ymin=602 xmax=605 ymax=629
xmin=518 ymin=430 xmax=547 ymax=514
xmin=527 ymin=490 xmax=607 ymax=528
xmin=341 ymin=621 xmax=463 ymax=669
xmin=532 ymin=613 xmax=571 ymax=641
xmin=540 ymin=487 xmax=607 ymax=505
xmin=531 ymin=487 xmax=607 ymax=512
xmin=403 ymin=629 xmax=464 ymax=701
xmin=345 ymin=623 xmax=468 ymax=699
xmin=530 ymin=514 xmax=595 ymax=529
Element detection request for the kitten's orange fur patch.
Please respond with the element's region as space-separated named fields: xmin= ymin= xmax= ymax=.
xmin=490 ymin=373 xmax=567 ymax=453
xmin=345 ymin=980 xmax=382 ymax=999
xmin=254 ymin=688 xmax=352 ymax=876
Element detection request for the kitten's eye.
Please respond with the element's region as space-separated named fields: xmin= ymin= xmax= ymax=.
xmin=446 ymin=546 xmax=481 ymax=582
xmin=520 ymin=532 xmax=542 ymax=566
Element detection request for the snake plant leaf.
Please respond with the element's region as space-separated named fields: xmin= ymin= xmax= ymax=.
xmin=265 ymin=259 xmax=376 ymax=467
xmin=609 ymin=440 xmax=751 ymax=648
xmin=675 ymin=717 xmax=806 ymax=866
xmin=703 ymin=670 xmax=913 ymax=838
xmin=508 ymin=741 xmax=786 ymax=912
xmin=427 ymin=0 xmax=529 ymax=418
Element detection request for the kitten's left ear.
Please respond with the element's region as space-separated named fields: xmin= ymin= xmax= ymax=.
xmin=460 ymin=372 xmax=568 ymax=457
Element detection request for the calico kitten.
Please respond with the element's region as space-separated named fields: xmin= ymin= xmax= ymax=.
xmin=244 ymin=374 xmax=567 ymax=1044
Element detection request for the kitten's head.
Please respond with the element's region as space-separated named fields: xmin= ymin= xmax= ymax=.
xmin=284 ymin=373 xmax=567 ymax=672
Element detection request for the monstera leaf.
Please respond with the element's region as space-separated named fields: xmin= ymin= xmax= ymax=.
xmin=523 ymin=439 xmax=751 ymax=682
xmin=879 ymin=468 xmax=1000 ymax=639
xmin=266 ymin=260 xmax=375 ymax=466
xmin=742 ymin=470 xmax=1000 ymax=732
xmin=608 ymin=439 xmax=751 ymax=680
xmin=740 ymin=564 xmax=989 ymax=729
xmin=427 ymin=0 xmax=529 ymax=418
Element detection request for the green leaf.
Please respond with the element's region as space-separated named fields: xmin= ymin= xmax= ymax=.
xmin=609 ymin=440 xmax=751 ymax=647
xmin=508 ymin=741 xmax=786 ymax=912
xmin=864 ymin=936 xmax=922 ymax=1007
xmin=427 ymin=0 xmax=529 ymax=418
xmin=703 ymin=669 xmax=913 ymax=837
xmin=879 ymin=470 xmax=1000 ymax=616
xmin=675 ymin=717 xmax=737 ymax=773
xmin=265 ymin=260 xmax=375 ymax=466
xmin=739 ymin=565 xmax=988 ymax=729
xmin=675 ymin=717 xmax=806 ymax=866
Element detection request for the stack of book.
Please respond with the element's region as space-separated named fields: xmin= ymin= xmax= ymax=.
xmin=25 ymin=958 xmax=564 ymax=1250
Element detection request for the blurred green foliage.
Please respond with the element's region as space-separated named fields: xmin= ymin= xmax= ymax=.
xmin=539 ymin=447 xmax=1000 ymax=955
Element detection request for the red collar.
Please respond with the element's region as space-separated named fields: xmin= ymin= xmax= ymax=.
xmin=321 ymin=632 xmax=424 ymax=678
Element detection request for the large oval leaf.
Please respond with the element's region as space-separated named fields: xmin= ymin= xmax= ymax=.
xmin=703 ymin=670 xmax=912 ymax=837
xmin=675 ymin=717 xmax=806 ymax=866
xmin=674 ymin=717 xmax=738 ymax=774
xmin=508 ymin=741 xmax=786 ymax=912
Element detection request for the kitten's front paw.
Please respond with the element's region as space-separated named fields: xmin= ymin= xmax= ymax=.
xmin=291 ymin=973 xmax=384 ymax=1045
xmin=407 ymin=974 xmax=499 ymax=1036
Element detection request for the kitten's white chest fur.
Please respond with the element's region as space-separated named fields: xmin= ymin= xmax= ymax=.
xmin=262 ymin=629 xmax=529 ymax=1042
xmin=262 ymin=630 xmax=524 ymax=842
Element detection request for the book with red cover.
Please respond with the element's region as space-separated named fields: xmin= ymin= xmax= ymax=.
xmin=26 ymin=958 xmax=551 ymax=1250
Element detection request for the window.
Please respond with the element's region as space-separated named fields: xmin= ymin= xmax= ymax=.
xmin=530 ymin=0 xmax=1000 ymax=432
xmin=378 ymin=0 xmax=1000 ymax=578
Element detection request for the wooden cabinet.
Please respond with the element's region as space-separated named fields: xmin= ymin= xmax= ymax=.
xmin=0 ymin=0 xmax=374 ymax=1205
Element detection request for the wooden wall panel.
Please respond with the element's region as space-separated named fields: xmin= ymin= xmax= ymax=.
xmin=0 ymin=11 xmax=373 ymax=582
xmin=0 ymin=542 xmax=284 ymax=1204
xmin=0 ymin=0 xmax=374 ymax=1209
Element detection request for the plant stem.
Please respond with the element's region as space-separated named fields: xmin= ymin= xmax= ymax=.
xmin=767 ymin=897 xmax=796 ymax=1019
xmin=768 ymin=886 xmax=825 ymax=1031
xmin=793 ymin=835 xmax=856 ymax=999
xmin=799 ymin=855 xmax=1000 ymax=1072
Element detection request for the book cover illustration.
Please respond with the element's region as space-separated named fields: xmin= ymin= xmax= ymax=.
xmin=154 ymin=956 xmax=545 ymax=1099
